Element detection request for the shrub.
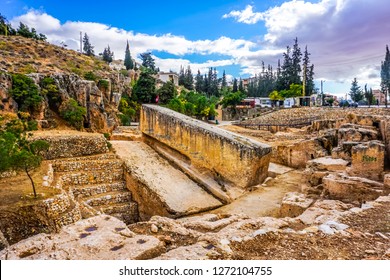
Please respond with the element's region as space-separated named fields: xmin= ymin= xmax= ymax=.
xmin=98 ymin=79 xmax=109 ymax=90
xmin=59 ymin=98 xmax=86 ymax=130
xmin=84 ymin=71 xmax=98 ymax=81
xmin=10 ymin=74 xmax=42 ymax=112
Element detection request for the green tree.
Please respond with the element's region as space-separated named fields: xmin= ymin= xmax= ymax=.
xmin=41 ymin=77 xmax=60 ymax=111
xmin=280 ymin=83 xmax=303 ymax=99
xmin=140 ymin=52 xmax=156 ymax=73
xmin=232 ymin=78 xmax=238 ymax=93
xmin=102 ymin=45 xmax=114 ymax=63
xmin=381 ymin=45 xmax=390 ymax=107
xmin=0 ymin=14 xmax=16 ymax=36
xmin=349 ymin=78 xmax=364 ymax=103
xmin=10 ymin=74 xmax=43 ymax=113
xmin=0 ymin=119 xmax=49 ymax=198
xmin=132 ymin=68 xmax=156 ymax=103
xmin=83 ymin=33 xmax=94 ymax=56
xmin=364 ymin=84 xmax=374 ymax=108
xmin=184 ymin=66 xmax=194 ymax=90
xmin=303 ymin=46 xmax=315 ymax=96
xmin=59 ymin=98 xmax=87 ymax=130
xmin=195 ymin=70 xmax=203 ymax=93
xmin=221 ymin=70 xmax=227 ymax=90
xmin=269 ymin=90 xmax=284 ymax=107
xmin=124 ymin=40 xmax=134 ymax=70
xmin=157 ymin=80 xmax=177 ymax=104
xmin=220 ymin=91 xmax=245 ymax=109
xmin=291 ymin=37 xmax=302 ymax=85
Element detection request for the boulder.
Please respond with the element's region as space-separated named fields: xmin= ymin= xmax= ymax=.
xmin=307 ymin=157 xmax=349 ymax=172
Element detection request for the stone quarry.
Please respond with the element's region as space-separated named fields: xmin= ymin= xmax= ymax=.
xmin=1 ymin=106 xmax=390 ymax=260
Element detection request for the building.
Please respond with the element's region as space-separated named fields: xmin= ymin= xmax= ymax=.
xmin=372 ymin=90 xmax=386 ymax=105
xmin=158 ymin=72 xmax=179 ymax=86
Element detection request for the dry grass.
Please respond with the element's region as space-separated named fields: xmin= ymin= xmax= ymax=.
xmin=0 ymin=162 xmax=60 ymax=207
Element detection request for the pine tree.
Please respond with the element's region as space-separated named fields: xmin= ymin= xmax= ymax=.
xmin=140 ymin=52 xmax=156 ymax=73
xmin=195 ymin=70 xmax=203 ymax=93
xmin=349 ymin=78 xmax=364 ymax=103
xmin=221 ymin=70 xmax=227 ymax=89
xmin=83 ymin=33 xmax=94 ymax=56
xmin=178 ymin=66 xmax=185 ymax=86
xmin=303 ymin=46 xmax=315 ymax=96
xmin=291 ymin=37 xmax=302 ymax=85
xmin=102 ymin=45 xmax=114 ymax=63
xmin=381 ymin=45 xmax=390 ymax=107
xmin=124 ymin=40 xmax=134 ymax=70
xmin=238 ymin=78 xmax=244 ymax=94
xmin=364 ymin=84 xmax=374 ymax=107
xmin=184 ymin=66 xmax=194 ymax=90
xmin=232 ymin=78 xmax=238 ymax=93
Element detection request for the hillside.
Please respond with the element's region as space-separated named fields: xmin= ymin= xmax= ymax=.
xmin=0 ymin=35 xmax=112 ymax=77
xmin=0 ymin=35 xmax=133 ymax=133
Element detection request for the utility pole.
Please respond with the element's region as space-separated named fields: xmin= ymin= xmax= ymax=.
xmin=80 ymin=31 xmax=83 ymax=54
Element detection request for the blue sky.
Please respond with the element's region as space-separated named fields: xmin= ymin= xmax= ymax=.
xmin=2 ymin=0 xmax=390 ymax=96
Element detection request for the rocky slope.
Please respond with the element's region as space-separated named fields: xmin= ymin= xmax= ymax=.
xmin=0 ymin=35 xmax=132 ymax=133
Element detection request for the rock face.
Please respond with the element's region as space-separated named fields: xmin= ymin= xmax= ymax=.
xmin=347 ymin=141 xmax=385 ymax=181
xmin=0 ymin=215 xmax=164 ymax=260
xmin=140 ymin=105 xmax=272 ymax=189
xmin=111 ymin=141 xmax=222 ymax=220
xmin=323 ymin=173 xmax=388 ymax=203
xmin=0 ymin=72 xmax=128 ymax=133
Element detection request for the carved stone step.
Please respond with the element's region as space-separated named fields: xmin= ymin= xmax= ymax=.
xmin=83 ymin=191 xmax=132 ymax=207
xmin=72 ymin=181 xmax=127 ymax=199
xmin=52 ymin=159 xmax=123 ymax=172
xmin=98 ymin=202 xmax=139 ymax=224
xmin=61 ymin=169 xmax=124 ymax=186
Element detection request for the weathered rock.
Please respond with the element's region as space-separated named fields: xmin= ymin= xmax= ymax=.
xmin=279 ymin=192 xmax=314 ymax=218
xmin=268 ymin=163 xmax=293 ymax=178
xmin=296 ymin=199 xmax=353 ymax=225
xmin=153 ymin=242 xmax=220 ymax=260
xmin=272 ymin=138 xmax=329 ymax=168
xmin=347 ymin=141 xmax=385 ymax=181
xmin=323 ymin=173 xmax=388 ymax=203
xmin=338 ymin=125 xmax=378 ymax=144
xmin=383 ymin=173 xmax=390 ymax=189
xmin=179 ymin=214 xmax=248 ymax=232
xmin=0 ymin=229 xmax=9 ymax=251
xmin=331 ymin=142 xmax=360 ymax=161
xmin=112 ymin=141 xmax=222 ymax=220
xmin=307 ymin=157 xmax=349 ymax=172
xmin=140 ymin=105 xmax=272 ymax=189
xmin=0 ymin=215 xmax=164 ymax=260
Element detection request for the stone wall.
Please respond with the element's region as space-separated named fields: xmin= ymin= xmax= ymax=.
xmin=30 ymin=132 xmax=109 ymax=159
xmin=140 ymin=105 xmax=272 ymax=189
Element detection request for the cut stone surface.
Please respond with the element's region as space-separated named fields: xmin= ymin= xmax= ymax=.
xmin=111 ymin=141 xmax=222 ymax=220
xmin=347 ymin=141 xmax=385 ymax=181
xmin=268 ymin=163 xmax=293 ymax=178
xmin=323 ymin=173 xmax=388 ymax=203
xmin=279 ymin=192 xmax=314 ymax=218
xmin=0 ymin=215 xmax=164 ymax=260
xmin=307 ymin=157 xmax=349 ymax=172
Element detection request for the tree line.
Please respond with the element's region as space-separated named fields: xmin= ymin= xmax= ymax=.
xmin=0 ymin=14 xmax=46 ymax=41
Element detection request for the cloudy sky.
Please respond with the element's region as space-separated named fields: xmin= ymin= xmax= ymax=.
xmin=2 ymin=0 xmax=390 ymax=96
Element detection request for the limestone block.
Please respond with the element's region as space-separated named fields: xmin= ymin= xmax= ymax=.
xmin=279 ymin=192 xmax=314 ymax=218
xmin=140 ymin=105 xmax=272 ymax=189
xmin=338 ymin=126 xmax=378 ymax=145
xmin=268 ymin=163 xmax=293 ymax=178
xmin=347 ymin=140 xmax=385 ymax=181
xmin=307 ymin=157 xmax=349 ymax=172
xmin=304 ymin=169 xmax=328 ymax=186
xmin=0 ymin=215 xmax=164 ymax=260
xmin=331 ymin=142 xmax=359 ymax=161
xmin=323 ymin=173 xmax=388 ymax=203
xmin=112 ymin=141 xmax=222 ymax=220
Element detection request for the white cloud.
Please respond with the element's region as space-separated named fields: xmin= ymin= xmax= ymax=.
xmin=222 ymin=5 xmax=263 ymax=24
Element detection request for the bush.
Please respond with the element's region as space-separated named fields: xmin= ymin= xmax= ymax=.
xmin=98 ymin=79 xmax=109 ymax=90
xmin=84 ymin=71 xmax=98 ymax=81
xmin=10 ymin=74 xmax=42 ymax=113
xmin=59 ymin=98 xmax=86 ymax=130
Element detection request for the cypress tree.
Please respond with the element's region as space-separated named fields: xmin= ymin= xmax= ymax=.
xmin=381 ymin=45 xmax=390 ymax=107
xmin=124 ymin=40 xmax=134 ymax=70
